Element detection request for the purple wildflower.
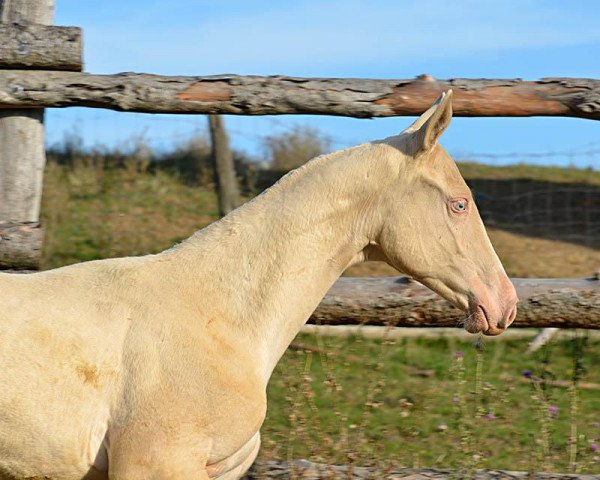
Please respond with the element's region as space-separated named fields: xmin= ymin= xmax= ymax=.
xmin=522 ymin=370 xmax=533 ymax=379
xmin=548 ymin=405 xmax=559 ymax=416
xmin=485 ymin=413 xmax=496 ymax=421
xmin=591 ymin=443 xmax=599 ymax=452
xmin=455 ymin=351 xmax=464 ymax=359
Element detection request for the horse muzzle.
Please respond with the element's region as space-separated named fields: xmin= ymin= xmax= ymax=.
xmin=465 ymin=277 xmax=518 ymax=336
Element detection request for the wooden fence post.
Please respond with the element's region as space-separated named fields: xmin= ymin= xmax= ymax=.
xmin=0 ymin=0 xmax=55 ymax=270
xmin=208 ymin=115 xmax=239 ymax=217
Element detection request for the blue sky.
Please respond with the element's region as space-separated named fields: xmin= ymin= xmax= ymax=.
xmin=49 ymin=0 xmax=600 ymax=167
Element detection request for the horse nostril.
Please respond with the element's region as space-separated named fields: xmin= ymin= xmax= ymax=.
xmin=500 ymin=304 xmax=518 ymax=329
xmin=509 ymin=304 xmax=518 ymax=324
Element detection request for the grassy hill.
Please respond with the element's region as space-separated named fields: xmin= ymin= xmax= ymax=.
xmin=41 ymin=160 xmax=600 ymax=277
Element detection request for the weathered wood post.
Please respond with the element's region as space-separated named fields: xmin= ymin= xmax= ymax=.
xmin=208 ymin=114 xmax=239 ymax=217
xmin=0 ymin=0 xmax=55 ymax=270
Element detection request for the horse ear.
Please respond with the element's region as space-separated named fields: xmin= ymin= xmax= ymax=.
xmin=407 ymin=90 xmax=453 ymax=154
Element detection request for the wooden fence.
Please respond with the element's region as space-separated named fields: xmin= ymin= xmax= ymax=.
xmin=242 ymin=459 xmax=599 ymax=479
xmin=0 ymin=1 xmax=598 ymax=327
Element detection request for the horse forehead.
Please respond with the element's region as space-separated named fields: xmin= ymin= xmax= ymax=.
xmin=423 ymin=145 xmax=465 ymax=186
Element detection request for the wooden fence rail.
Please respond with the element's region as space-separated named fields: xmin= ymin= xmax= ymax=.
xmin=0 ymin=24 xmax=82 ymax=71
xmin=0 ymin=72 xmax=598 ymax=119
xmin=309 ymin=276 xmax=600 ymax=329
xmin=244 ymin=460 xmax=599 ymax=479
xmin=0 ymin=222 xmax=42 ymax=270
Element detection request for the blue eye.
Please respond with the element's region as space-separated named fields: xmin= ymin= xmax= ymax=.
xmin=450 ymin=198 xmax=469 ymax=213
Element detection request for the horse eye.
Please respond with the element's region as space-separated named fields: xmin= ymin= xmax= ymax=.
xmin=450 ymin=198 xmax=468 ymax=213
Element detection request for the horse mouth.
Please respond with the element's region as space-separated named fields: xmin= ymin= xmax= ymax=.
xmin=465 ymin=305 xmax=503 ymax=336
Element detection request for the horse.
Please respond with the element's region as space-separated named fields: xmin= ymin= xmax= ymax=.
xmin=0 ymin=91 xmax=517 ymax=479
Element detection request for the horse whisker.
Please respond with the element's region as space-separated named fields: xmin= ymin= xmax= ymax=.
xmin=455 ymin=312 xmax=476 ymax=328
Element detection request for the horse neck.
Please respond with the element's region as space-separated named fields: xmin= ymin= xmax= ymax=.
xmin=171 ymin=143 xmax=396 ymax=381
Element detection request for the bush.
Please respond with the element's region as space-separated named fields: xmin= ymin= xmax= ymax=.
xmin=264 ymin=125 xmax=331 ymax=170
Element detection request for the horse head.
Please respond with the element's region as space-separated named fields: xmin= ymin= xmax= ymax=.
xmin=372 ymin=91 xmax=518 ymax=335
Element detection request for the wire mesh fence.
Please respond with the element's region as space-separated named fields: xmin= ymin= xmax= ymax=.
xmin=469 ymin=178 xmax=600 ymax=250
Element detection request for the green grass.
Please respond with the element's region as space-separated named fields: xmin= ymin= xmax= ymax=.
xmin=261 ymin=333 xmax=600 ymax=474
xmin=458 ymin=161 xmax=600 ymax=185
xmin=41 ymin=163 xmax=219 ymax=269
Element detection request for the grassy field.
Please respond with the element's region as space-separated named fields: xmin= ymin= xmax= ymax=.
xmin=39 ymin=160 xmax=600 ymax=474
xmin=456 ymin=161 xmax=600 ymax=186
xmin=260 ymin=333 xmax=600 ymax=474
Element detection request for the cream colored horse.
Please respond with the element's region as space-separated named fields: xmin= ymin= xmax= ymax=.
xmin=0 ymin=91 xmax=517 ymax=480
